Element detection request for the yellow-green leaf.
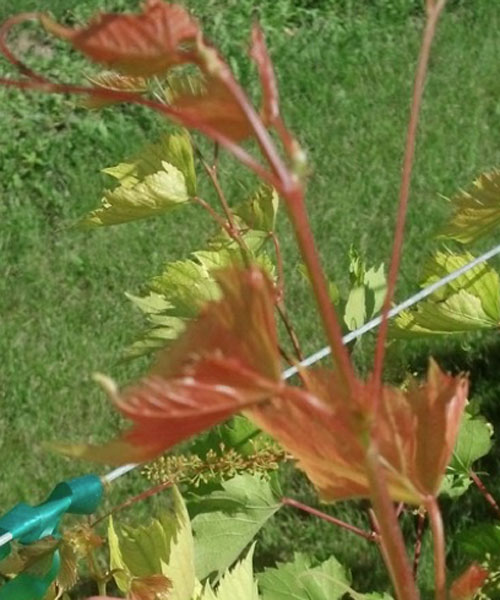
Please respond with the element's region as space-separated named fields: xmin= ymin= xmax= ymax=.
xmin=107 ymin=487 xmax=195 ymax=600
xmin=392 ymin=251 xmax=500 ymax=337
xmin=440 ymin=169 xmax=500 ymax=244
xmin=83 ymin=131 xmax=196 ymax=227
xmin=235 ymin=186 xmax=279 ymax=232
xmin=199 ymin=545 xmax=259 ymax=600
xmin=108 ymin=516 xmax=131 ymax=592
xmin=161 ymin=486 xmax=196 ymax=600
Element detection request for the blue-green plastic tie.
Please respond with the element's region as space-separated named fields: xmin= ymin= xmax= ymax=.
xmin=0 ymin=475 xmax=103 ymax=600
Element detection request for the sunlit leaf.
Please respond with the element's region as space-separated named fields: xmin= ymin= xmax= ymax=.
xmin=344 ymin=247 xmax=386 ymax=332
xmin=162 ymin=486 xmax=196 ymax=600
xmin=249 ymin=360 xmax=467 ymax=504
xmin=83 ymin=131 xmax=195 ymax=227
xmin=189 ymin=474 xmax=281 ymax=580
xmin=440 ymin=169 xmax=500 ymax=243
xmin=392 ymin=251 xmax=500 ymax=336
xmin=41 ymin=1 xmax=199 ymax=76
xmin=108 ymin=487 xmax=194 ymax=600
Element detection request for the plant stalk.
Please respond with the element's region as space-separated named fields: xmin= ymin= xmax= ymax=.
xmin=426 ymin=496 xmax=446 ymax=600
xmin=365 ymin=445 xmax=419 ymax=600
xmin=371 ymin=0 xmax=447 ymax=398
xmin=282 ymin=497 xmax=378 ymax=542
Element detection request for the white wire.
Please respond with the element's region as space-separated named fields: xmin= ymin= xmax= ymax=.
xmin=283 ymin=242 xmax=500 ymax=379
xmin=2 ymin=243 xmax=498 ymax=552
xmin=103 ymin=462 xmax=139 ymax=483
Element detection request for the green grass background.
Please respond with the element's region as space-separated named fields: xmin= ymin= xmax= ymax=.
xmin=1 ymin=0 xmax=500 ymax=595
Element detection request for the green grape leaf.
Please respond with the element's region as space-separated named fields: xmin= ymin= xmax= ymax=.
xmin=189 ymin=474 xmax=281 ymax=581
xmin=82 ymin=131 xmax=195 ymax=227
xmin=108 ymin=516 xmax=129 ymax=592
xmin=458 ymin=523 xmax=500 ymax=560
xmin=343 ymin=248 xmax=386 ymax=332
xmin=450 ymin=412 xmax=493 ymax=474
xmin=213 ymin=544 xmax=259 ymax=600
xmin=392 ymin=251 xmax=500 ymax=337
xmin=441 ymin=411 xmax=493 ymax=499
xmin=189 ymin=416 xmax=263 ymax=457
xmin=258 ymin=553 xmax=352 ymax=600
xmin=440 ymin=169 xmax=500 ymax=244
xmin=235 ymin=186 xmax=279 ymax=232
xmin=439 ymin=473 xmax=472 ymax=499
xmin=108 ymin=487 xmax=196 ymax=600
xmin=161 ymin=486 xmax=196 ymax=600
xmin=344 ymin=285 xmax=366 ymax=332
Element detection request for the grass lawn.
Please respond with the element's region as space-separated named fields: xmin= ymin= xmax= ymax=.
xmin=1 ymin=0 xmax=500 ymax=595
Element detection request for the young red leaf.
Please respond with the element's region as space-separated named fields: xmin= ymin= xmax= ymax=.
xmin=248 ymin=362 xmax=468 ymax=504
xmin=41 ymin=1 xmax=199 ymax=76
xmin=52 ymin=267 xmax=283 ymax=464
xmin=249 ymin=24 xmax=279 ymax=126
xmin=130 ymin=574 xmax=172 ymax=600
xmin=169 ymin=74 xmax=253 ymax=142
xmin=450 ymin=563 xmax=489 ymax=600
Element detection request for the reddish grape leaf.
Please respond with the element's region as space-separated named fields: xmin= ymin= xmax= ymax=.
xmin=249 ymin=24 xmax=279 ymax=125
xmin=248 ymin=361 xmax=468 ymax=504
xmin=169 ymin=73 xmax=253 ymax=142
xmin=52 ymin=267 xmax=282 ymax=464
xmin=41 ymin=0 xmax=199 ymax=76
xmin=450 ymin=563 xmax=489 ymax=600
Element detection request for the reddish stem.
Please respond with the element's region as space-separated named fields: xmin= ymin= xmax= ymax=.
xmin=426 ymin=496 xmax=446 ymax=600
xmin=365 ymin=444 xmax=419 ymax=600
xmin=470 ymin=470 xmax=500 ymax=520
xmin=92 ymin=481 xmax=173 ymax=528
xmin=371 ymin=0 xmax=447 ymax=400
xmin=413 ymin=508 xmax=427 ymax=578
xmin=281 ymin=497 xmax=378 ymax=543
xmin=200 ymin=155 xmax=238 ymax=233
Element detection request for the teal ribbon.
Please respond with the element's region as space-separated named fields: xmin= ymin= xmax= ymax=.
xmin=0 ymin=475 xmax=103 ymax=600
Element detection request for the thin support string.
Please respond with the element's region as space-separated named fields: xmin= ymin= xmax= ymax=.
xmin=283 ymin=243 xmax=500 ymax=379
xmin=95 ymin=242 xmax=500 ymax=485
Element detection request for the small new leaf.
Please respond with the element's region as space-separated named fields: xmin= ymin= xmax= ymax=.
xmin=440 ymin=169 xmax=500 ymax=244
xmin=41 ymin=1 xmax=199 ymax=76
